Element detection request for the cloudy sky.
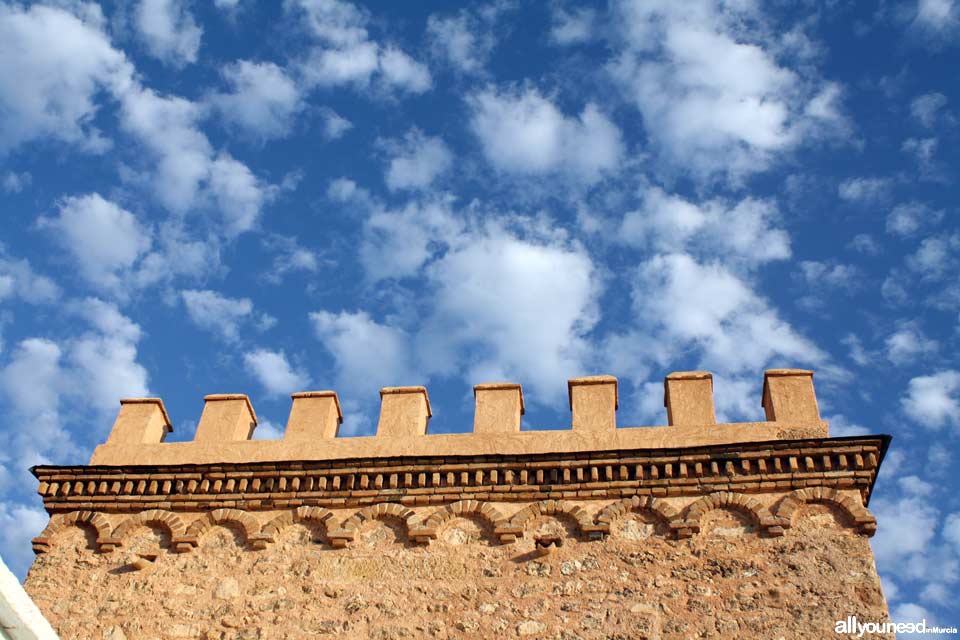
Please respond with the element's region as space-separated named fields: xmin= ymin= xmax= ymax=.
xmin=0 ymin=0 xmax=958 ymax=627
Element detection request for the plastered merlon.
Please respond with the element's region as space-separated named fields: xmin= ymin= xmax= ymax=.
xmin=91 ymin=370 xmax=829 ymax=466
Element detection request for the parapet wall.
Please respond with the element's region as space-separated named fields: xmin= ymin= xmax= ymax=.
xmin=24 ymin=368 xmax=894 ymax=640
xmin=90 ymin=369 xmax=829 ymax=465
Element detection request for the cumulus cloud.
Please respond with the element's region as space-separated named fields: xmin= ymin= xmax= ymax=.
xmin=0 ymin=502 xmax=49 ymax=579
xmin=310 ymin=309 xmax=414 ymax=400
xmin=68 ymin=299 xmax=151 ymax=411
xmin=468 ymin=86 xmax=623 ymax=183
xmin=885 ymin=325 xmax=938 ymax=365
xmin=619 ymin=187 xmax=790 ymax=266
xmin=181 ymin=289 xmax=273 ymax=342
xmin=0 ymin=251 xmax=61 ymax=304
xmin=359 ymin=197 xmax=463 ymax=282
xmin=2 ymin=172 xmax=30 ymax=194
xmin=289 ymin=0 xmax=431 ymax=94
xmin=263 ymin=235 xmax=319 ymax=283
xmin=382 ymin=129 xmax=453 ymax=191
xmin=902 ymin=370 xmax=960 ymax=429
xmin=133 ymin=0 xmax=202 ymax=67
xmin=608 ymin=0 xmax=847 ymax=182
xmin=550 ymin=6 xmax=596 ymax=45
xmin=120 ymin=88 xmax=273 ymax=236
xmin=906 ymin=233 xmax=960 ymax=280
xmin=38 ymin=193 xmax=152 ymax=293
xmin=910 ymin=92 xmax=950 ymax=128
xmin=419 ymin=223 xmax=600 ymax=403
xmin=0 ymin=3 xmax=132 ymax=152
xmin=319 ymin=107 xmax=352 ymax=139
xmin=243 ymin=348 xmax=309 ymax=396
xmin=886 ymin=201 xmax=943 ymax=237
xmin=797 ymin=260 xmax=862 ymax=292
xmin=628 ymin=253 xmax=826 ymax=375
xmin=426 ymin=10 xmax=495 ymax=74
xmin=208 ymin=61 xmax=303 ymax=141
xmin=837 ymin=177 xmax=892 ymax=204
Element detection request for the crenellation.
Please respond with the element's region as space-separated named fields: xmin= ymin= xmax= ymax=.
xmin=193 ymin=394 xmax=257 ymax=442
xmin=25 ymin=367 xmax=893 ymax=639
xmin=664 ymin=371 xmax=717 ymax=426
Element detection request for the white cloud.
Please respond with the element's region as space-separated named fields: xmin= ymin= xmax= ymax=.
xmin=468 ymin=86 xmax=623 ymax=183
xmin=319 ymin=107 xmax=352 ymax=139
xmin=912 ymin=0 xmax=959 ymax=37
xmin=0 ymin=3 xmax=133 ymax=152
xmin=614 ymin=253 xmax=826 ymax=378
xmin=419 ymin=222 xmax=601 ymax=403
xmin=837 ymin=177 xmax=892 ymax=204
xmin=886 ymin=201 xmax=943 ymax=237
xmin=38 ymin=193 xmax=152 ymax=293
xmin=797 ymin=260 xmax=862 ymax=292
xmin=608 ymin=0 xmax=846 ymax=182
xmin=359 ymin=197 xmax=463 ymax=282
xmin=902 ymin=370 xmax=960 ymax=429
xmin=120 ymin=86 xmax=272 ymax=236
xmin=1 ymin=172 xmax=30 ymax=194
xmin=0 ymin=252 xmax=61 ymax=304
xmin=208 ymin=61 xmax=303 ymax=140
xmin=181 ymin=289 xmax=269 ymax=342
xmin=550 ymin=7 xmax=596 ymax=45
xmin=426 ymin=11 xmax=494 ymax=74
xmin=310 ymin=309 xmax=414 ymax=397
xmin=288 ymin=0 xmax=369 ymax=47
xmin=910 ymin=92 xmax=950 ymax=128
xmin=0 ymin=338 xmax=63 ymax=419
xmin=847 ymin=233 xmax=881 ymax=255
xmin=119 ymin=87 xmax=211 ymax=213
xmin=263 ymin=235 xmax=319 ymax=283
xmin=251 ymin=419 xmax=284 ymax=440
xmin=382 ymin=129 xmax=453 ymax=191
xmin=906 ymin=234 xmax=959 ymax=280
xmin=825 ymin=414 xmax=870 ymax=437
xmin=68 ymin=299 xmax=150 ymax=412
xmin=885 ymin=325 xmax=938 ymax=365
xmin=301 ymin=41 xmax=380 ymax=87
xmin=208 ymin=152 xmax=268 ymax=236
xmin=902 ymin=137 xmax=940 ymax=177
xmin=379 ymin=47 xmax=432 ymax=93
xmin=244 ymin=348 xmax=309 ymax=396
xmin=289 ymin=0 xmax=431 ymax=94
xmin=871 ymin=492 xmax=940 ymax=568
xmin=0 ymin=502 xmax=49 ymax=579
xmin=619 ymin=187 xmax=790 ymax=266
xmin=134 ymin=0 xmax=202 ymax=67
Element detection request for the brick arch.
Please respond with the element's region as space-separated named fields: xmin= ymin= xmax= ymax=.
xmin=772 ymin=488 xmax=877 ymax=536
xmin=507 ymin=500 xmax=594 ymax=537
xmin=32 ymin=511 xmax=113 ymax=554
xmin=409 ymin=500 xmax=508 ymax=544
xmin=421 ymin=500 xmax=508 ymax=531
xmin=261 ymin=506 xmax=336 ymax=539
xmin=181 ymin=509 xmax=263 ymax=550
xmin=110 ymin=510 xmax=187 ymax=547
xmin=595 ymin=496 xmax=681 ymax=536
xmin=675 ymin=492 xmax=770 ymax=538
xmin=328 ymin=502 xmax=416 ymax=548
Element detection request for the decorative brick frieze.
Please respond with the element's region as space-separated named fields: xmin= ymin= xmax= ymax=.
xmin=33 ymin=436 xmax=887 ymax=519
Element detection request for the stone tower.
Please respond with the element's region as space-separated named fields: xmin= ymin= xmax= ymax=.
xmin=23 ymin=369 xmax=892 ymax=639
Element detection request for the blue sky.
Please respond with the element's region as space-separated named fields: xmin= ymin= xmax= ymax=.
xmin=0 ymin=0 xmax=958 ymax=629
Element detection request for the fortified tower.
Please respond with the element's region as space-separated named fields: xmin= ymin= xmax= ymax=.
xmin=23 ymin=370 xmax=892 ymax=639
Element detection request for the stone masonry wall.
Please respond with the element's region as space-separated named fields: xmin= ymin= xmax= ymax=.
xmin=24 ymin=494 xmax=890 ymax=640
xmin=22 ymin=370 xmax=893 ymax=639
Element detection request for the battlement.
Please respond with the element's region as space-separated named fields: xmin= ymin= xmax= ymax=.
xmin=25 ymin=366 xmax=893 ymax=638
xmin=90 ymin=369 xmax=827 ymax=466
